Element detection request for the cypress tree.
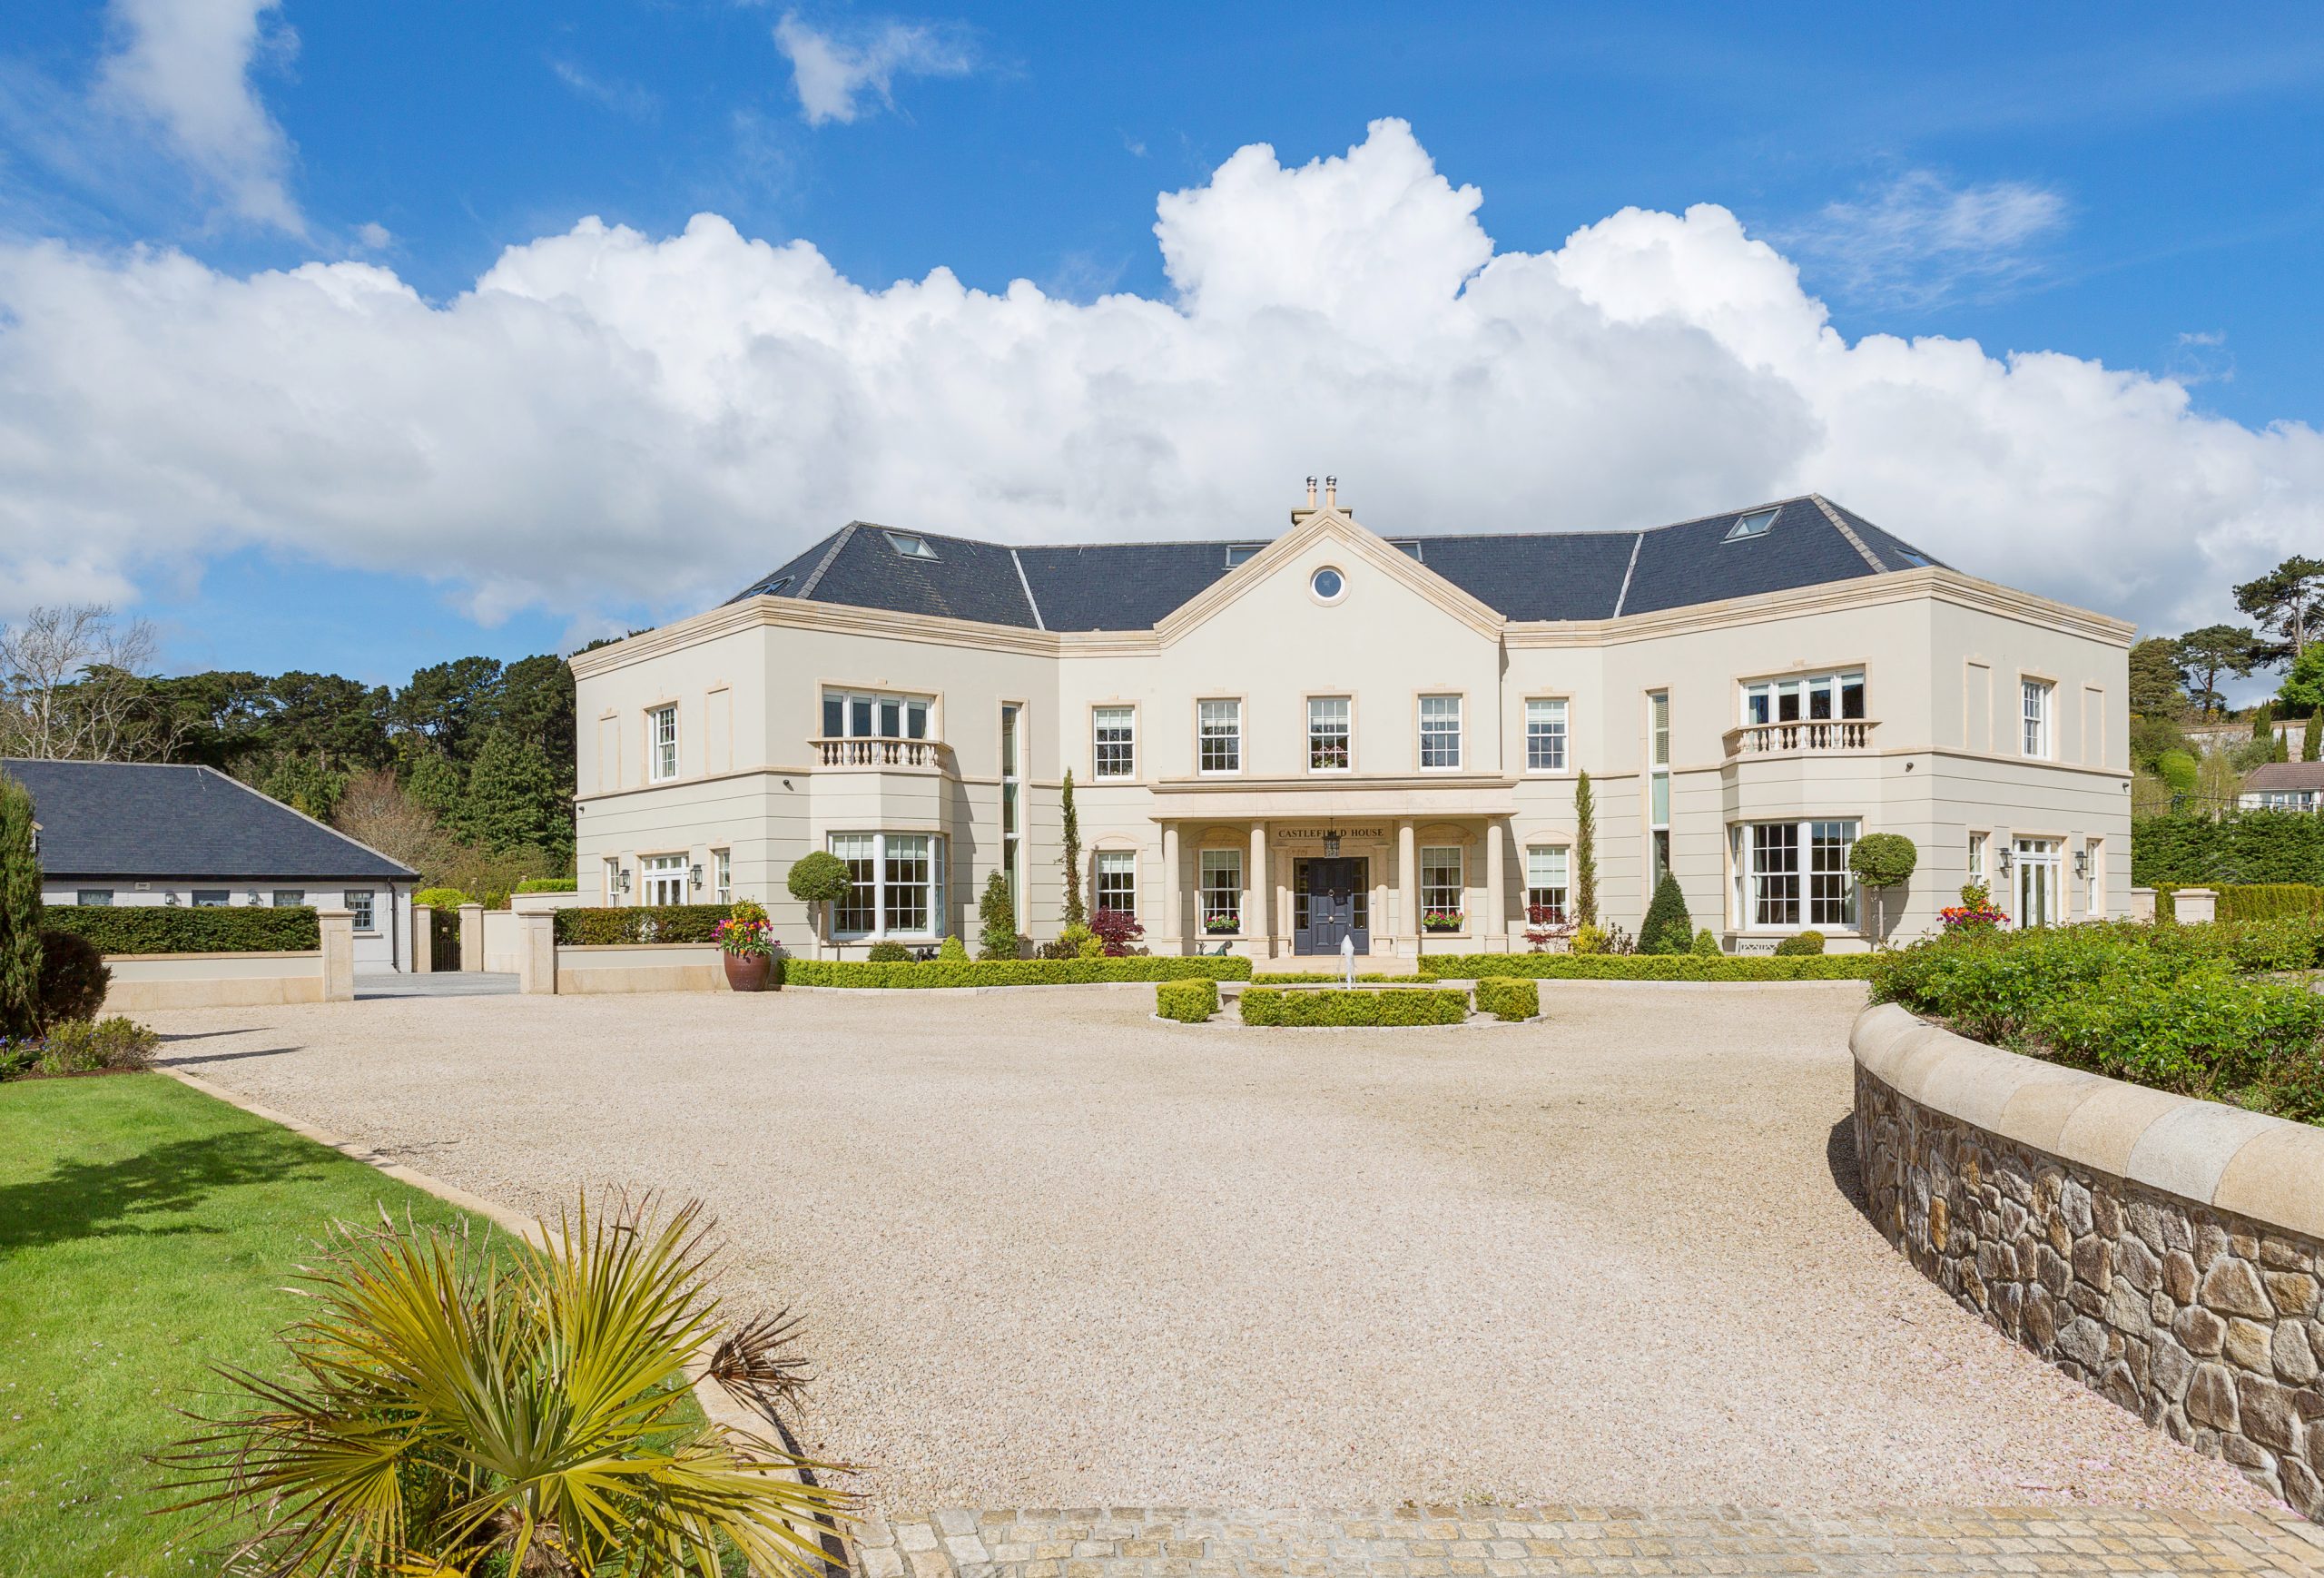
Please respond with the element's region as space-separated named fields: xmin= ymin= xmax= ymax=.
xmin=2252 ymin=701 xmax=2274 ymax=740
xmin=1059 ymin=770 xmax=1086 ymax=929
xmin=2304 ymin=709 xmax=2321 ymax=763
xmin=0 ymin=772 xmax=43 ymax=1039
xmin=1573 ymin=771 xmax=1598 ymax=925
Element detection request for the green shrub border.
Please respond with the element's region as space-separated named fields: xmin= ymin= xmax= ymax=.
xmin=1154 ymin=979 xmax=1219 ymax=1022
xmin=785 ymin=956 xmax=1251 ymax=988
xmin=42 ymin=905 xmax=321 ymax=955
xmin=2215 ymin=884 xmax=2324 ymax=923
xmin=1473 ymin=978 xmax=1540 ymax=1021
xmin=1419 ymin=952 xmax=1876 ymax=981
xmin=552 ymin=905 xmax=734 ymax=945
xmin=1239 ymin=987 xmax=1470 ymax=1026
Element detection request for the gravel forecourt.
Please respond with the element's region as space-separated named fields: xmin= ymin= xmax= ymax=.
xmin=145 ymin=981 xmax=2281 ymax=1519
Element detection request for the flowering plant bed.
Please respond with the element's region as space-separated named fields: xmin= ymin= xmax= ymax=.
xmin=1421 ymin=953 xmax=1876 ymax=981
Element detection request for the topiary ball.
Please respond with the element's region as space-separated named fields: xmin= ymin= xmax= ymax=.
xmin=36 ymin=929 xmax=111 ymax=1025
xmin=865 ymin=941 xmax=913 ymax=962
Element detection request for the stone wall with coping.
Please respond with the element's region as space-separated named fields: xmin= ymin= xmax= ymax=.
xmin=1852 ymin=1002 xmax=2324 ymax=1521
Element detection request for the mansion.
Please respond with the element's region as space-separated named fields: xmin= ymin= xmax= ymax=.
xmin=569 ymin=484 xmax=2133 ymax=958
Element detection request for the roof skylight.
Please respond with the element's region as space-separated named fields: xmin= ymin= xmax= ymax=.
xmin=1724 ymin=508 xmax=1778 ymax=542
xmin=884 ymin=531 xmax=939 ymax=560
xmin=1224 ymin=544 xmax=1262 ymax=567
xmin=1387 ymin=538 xmax=1424 ymax=562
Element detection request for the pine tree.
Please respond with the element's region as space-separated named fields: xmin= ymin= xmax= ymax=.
xmin=0 ymin=772 xmax=43 ymax=1039
xmin=455 ymin=728 xmax=567 ymax=855
xmin=1572 ymin=771 xmax=1598 ymax=926
xmin=1059 ymin=770 xmax=1086 ymax=929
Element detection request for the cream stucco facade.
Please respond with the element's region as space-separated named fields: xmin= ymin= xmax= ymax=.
xmin=570 ymin=502 xmax=2133 ymax=959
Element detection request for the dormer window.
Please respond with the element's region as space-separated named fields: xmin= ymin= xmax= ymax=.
xmin=884 ymin=531 xmax=939 ymax=560
xmin=1724 ymin=508 xmax=1777 ymax=542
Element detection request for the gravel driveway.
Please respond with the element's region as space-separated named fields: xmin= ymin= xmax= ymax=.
xmin=145 ymin=981 xmax=2277 ymax=1516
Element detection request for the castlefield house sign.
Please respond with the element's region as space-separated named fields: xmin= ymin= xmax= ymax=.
xmin=568 ymin=482 xmax=2132 ymax=960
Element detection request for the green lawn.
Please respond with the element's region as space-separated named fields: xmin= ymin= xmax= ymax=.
xmin=0 ymin=1072 xmax=482 ymax=1578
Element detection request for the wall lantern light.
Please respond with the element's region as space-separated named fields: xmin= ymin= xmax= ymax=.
xmin=617 ymin=868 xmax=633 ymax=893
xmin=691 ymin=863 xmax=704 ymax=890
xmin=1998 ymin=848 xmax=2014 ymax=876
xmin=1323 ymin=828 xmax=1341 ymax=857
xmin=2073 ymin=848 xmax=2090 ymax=880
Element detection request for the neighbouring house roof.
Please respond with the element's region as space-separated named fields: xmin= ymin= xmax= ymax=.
xmin=0 ymin=758 xmax=418 ymax=881
xmin=2242 ymin=762 xmax=2324 ymax=793
xmin=724 ymin=494 xmax=1946 ymax=632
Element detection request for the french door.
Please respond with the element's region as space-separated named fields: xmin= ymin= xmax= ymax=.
xmin=2014 ymin=838 xmax=2062 ymax=928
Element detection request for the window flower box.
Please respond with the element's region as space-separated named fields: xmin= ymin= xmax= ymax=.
xmin=1421 ymin=910 xmax=1465 ymax=933
xmin=1203 ymin=914 xmax=1242 ymax=934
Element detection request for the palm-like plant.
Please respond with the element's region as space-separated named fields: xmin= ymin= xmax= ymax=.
xmin=160 ymin=1196 xmax=849 ymax=1576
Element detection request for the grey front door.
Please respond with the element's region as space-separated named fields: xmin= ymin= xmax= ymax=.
xmin=1295 ymin=858 xmax=1371 ymax=955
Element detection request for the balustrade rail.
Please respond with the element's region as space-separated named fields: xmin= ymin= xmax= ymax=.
xmin=814 ymin=736 xmax=944 ymax=768
xmin=1724 ymin=718 xmax=1876 ymax=758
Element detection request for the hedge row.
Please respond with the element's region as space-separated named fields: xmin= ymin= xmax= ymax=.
xmin=2132 ymin=812 xmax=2324 ymax=887
xmin=1239 ymin=987 xmax=1470 ymax=1027
xmin=1155 ymin=980 xmax=1219 ymax=1022
xmin=1417 ymin=952 xmax=1877 ymax=981
xmin=553 ymin=905 xmax=734 ymax=945
xmin=784 ymin=956 xmax=1252 ymax=988
xmin=1473 ymin=978 xmax=1540 ymax=1021
xmin=2216 ymin=884 xmax=2324 ymax=923
xmin=42 ymin=905 xmax=320 ymax=954
xmin=1869 ymin=920 xmax=2324 ymax=1124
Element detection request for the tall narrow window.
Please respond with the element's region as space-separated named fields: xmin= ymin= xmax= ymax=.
xmin=1095 ymin=849 xmax=1137 ymax=916
xmin=1093 ymin=706 xmax=1136 ymax=780
xmin=1418 ymin=695 xmax=1462 ymax=769
xmin=1420 ymin=846 xmax=1463 ymax=925
xmin=1000 ymin=705 xmax=1022 ymax=929
xmin=2084 ymin=837 xmax=2105 ymax=919
xmin=649 ymin=705 xmax=678 ymax=783
xmin=1199 ymin=849 xmax=1243 ymax=932
xmin=884 ymin=835 xmax=935 ymax=934
xmin=1307 ymin=696 xmax=1351 ymax=771
xmin=603 ymin=857 xmax=622 ymax=905
xmin=2022 ymin=679 xmax=2053 ymax=757
xmin=713 ymin=849 xmax=732 ymax=905
xmin=1525 ymin=697 xmax=1568 ymax=773
xmin=1524 ymin=846 xmax=1569 ymax=923
xmin=1198 ymin=699 xmax=1241 ymax=774
xmin=1649 ymin=690 xmax=1670 ymax=883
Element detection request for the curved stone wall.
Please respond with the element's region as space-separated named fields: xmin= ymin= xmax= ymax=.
xmin=1852 ymin=1002 xmax=2324 ymax=1520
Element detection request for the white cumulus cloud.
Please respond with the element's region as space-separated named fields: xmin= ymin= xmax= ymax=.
xmin=93 ymin=0 xmax=304 ymax=234
xmin=772 ymin=11 xmax=973 ymax=126
xmin=0 ymin=118 xmax=2317 ymax=645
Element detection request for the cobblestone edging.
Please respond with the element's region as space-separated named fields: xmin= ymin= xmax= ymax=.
xmin=1853 ymin=1003 xmax=2324 ymax=1523
xmin=857 ymin=1504 xmax=2324 ymax=1577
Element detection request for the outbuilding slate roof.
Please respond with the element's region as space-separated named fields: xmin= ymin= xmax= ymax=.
xmin=727 ymin=493 xmax=1946 ymax=633
xmin=2 ymin=758 xmax=418 ymax=881
xmin=2243 ymin=763 xmax=2324 ymax=793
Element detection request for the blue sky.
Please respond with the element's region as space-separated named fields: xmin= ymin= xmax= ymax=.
xmin=2 ymin=1 xmax=2321 ymax=688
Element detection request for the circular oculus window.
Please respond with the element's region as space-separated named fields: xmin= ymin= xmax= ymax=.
xmin=1310 ymin=566 xmax=1346 ymax=603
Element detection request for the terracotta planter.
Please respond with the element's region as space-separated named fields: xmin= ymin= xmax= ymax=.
xmin=722 ymin=951 xmax=773 ymax=992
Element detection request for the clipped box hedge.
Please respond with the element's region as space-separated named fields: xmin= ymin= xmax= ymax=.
xmin=42 ymin=904 xmax=321 ymax=955
xmin=1472 ymin=978 xmax=1540 ymax=1021
xmin=1155 ymin=979 xmax=1219 ymax=1022
xmin=552 ymin=905 xmax=734 ymax=945
xmin=1419 ymin=952 xmax=1877 ymax=981
xmin=784 ymin=956 xmax=1252 ymax=988
xmin=1239 ymin=987 xmax=1470 ymax=1027
xmin=2216 ymin=884 xmax=2324 ymax=923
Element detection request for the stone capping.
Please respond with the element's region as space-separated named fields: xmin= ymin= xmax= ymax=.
xmin=1853 ymin=1003 xmax=2324 ymax=1241
xmin=98 ymin=949 xmax=323 ymax=962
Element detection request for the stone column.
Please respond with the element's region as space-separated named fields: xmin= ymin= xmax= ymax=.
xmin=1247 ymin=822 xmax=1270 ymax=958
xmin=458 ymin=902 xmax=485 ymax=971
xmin=1482 ymin=818 xmax=1506 ymax=953
xmin=1396 ymin=817 xmax=1418 ymax=957
xmin=411 ymin=903 xmax=435 ymax=973
xmin=2128 ymin=886 xmax=2156 ymax=922
xmin=516 ymin=910 xmax=557 ymax=994
xmin=317 ymin=908 xmax=355 ymax=1002
xmin=2174 ymin=886 xmax=2218 ymax=923
xmin=1158 ymin=822 xmax=1181 ymax=952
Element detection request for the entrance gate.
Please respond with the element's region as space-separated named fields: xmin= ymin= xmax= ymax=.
xmin=1293 ymin=857 xmax=1370 ymax=955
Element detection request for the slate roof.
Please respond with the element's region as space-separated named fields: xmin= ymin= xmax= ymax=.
xmin=1 ymin=759 xmax=418 ymax=881
xmin=726 ymin=494 xmax=1947 ymax=633
xmin=2243 ymin=763 xmax=2324 ymax=794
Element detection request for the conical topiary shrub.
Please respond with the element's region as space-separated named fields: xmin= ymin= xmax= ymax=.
xmin=1639 ymin=872 xmax=1691 ymax=955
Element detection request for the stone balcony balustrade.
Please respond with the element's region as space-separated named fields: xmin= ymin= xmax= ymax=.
xmin=1723 ymin=717 xmax=1876 ymax=760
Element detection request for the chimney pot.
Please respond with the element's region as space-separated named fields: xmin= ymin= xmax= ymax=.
xmin=1324 ymin=476 xmax=1337 ymax=508
xmin=1305 ymin=475 xmax=1317 ymax=508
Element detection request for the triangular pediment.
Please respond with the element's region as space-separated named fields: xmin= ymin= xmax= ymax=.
xmin=1151 ymin=508 xmax=1506 ymax=646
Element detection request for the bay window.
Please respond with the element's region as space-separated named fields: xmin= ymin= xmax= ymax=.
xmin=1743 ymin=670 xmax=1866 ymax=725
xmin=1733 ymin=819 xmax=1857 ymax=931
xmin=828 ymin=832 xmax=945 ymax=939
xmin=822 ymin=688 xmax=933 ymax=740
